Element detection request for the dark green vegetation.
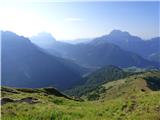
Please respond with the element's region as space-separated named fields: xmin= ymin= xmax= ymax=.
xmin=2 ymin=31 xmax=84 ymax=90
xmin=2 ymin=71 xmax=160 ymax=120
xmin=65 ymin=66 xmax=160 ymax=100
xmin=65 ymin=65 xmax=129 ymax=98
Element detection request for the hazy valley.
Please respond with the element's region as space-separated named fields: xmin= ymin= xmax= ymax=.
xmin=1 ymin=1 xmax=160 ymax=119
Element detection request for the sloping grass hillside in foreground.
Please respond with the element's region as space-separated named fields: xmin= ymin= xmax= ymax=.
xmin=1 ymin=71 xmax=160 ymax=120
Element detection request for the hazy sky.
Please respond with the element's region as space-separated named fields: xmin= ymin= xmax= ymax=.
xmin=0 ymin=1 xmax=159 ymax=40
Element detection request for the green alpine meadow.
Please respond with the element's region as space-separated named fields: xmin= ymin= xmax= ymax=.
xmin=2 ymin=71 xmax=160 ymax=120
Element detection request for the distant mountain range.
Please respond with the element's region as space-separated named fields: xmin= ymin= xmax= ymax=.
xmin=1 ymin=31 xmax=85 ymax=90
xmin=61 ymin=38 xmax=93 ymax=44
xmin=30 ymin=30 xmax=159 ymax=68
xmin=2 ymin=30 xmax=159 ymax=90
xmin=93 ymin=30 xmax=160 ymax=61
xmin=30 ymin=32 xmax=57 ymax=48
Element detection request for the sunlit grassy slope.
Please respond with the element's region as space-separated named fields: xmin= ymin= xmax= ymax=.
xmin=1 ymin=71 xmax=160 ymax=120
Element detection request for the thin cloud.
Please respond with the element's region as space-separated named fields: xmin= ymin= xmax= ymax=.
xmin=64 ymin=17 xmax=83 ymax=22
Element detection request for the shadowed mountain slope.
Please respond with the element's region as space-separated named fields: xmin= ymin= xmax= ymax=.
xmin=1 ymin=31 xmax=84 ymax=90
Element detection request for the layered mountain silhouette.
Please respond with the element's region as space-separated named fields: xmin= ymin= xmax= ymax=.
xmin=1 ymin=31 xmax=84 ymax=90
xmin=30 ymin=31 xmax=158 ymax=68
xmin=30 ymin=32 xmax=75 ymax=58
xmin=31 ymin=32 xmax=56 ymax=46
xmin=2 ymin=30 xmax=159 ymax=90
xmin=93 ymin=30 xmax=160 ymax=61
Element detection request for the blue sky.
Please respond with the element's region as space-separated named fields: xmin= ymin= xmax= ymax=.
xmin=0 ymin=1 xmax=159 ymax=40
